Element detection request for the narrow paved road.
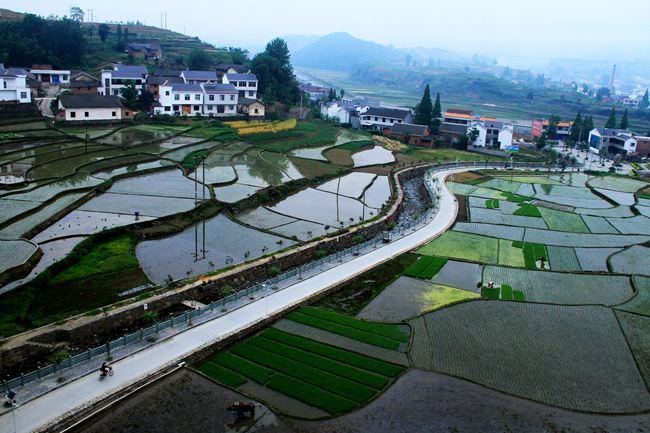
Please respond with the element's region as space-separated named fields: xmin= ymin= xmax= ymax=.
xmin=0 ymin=168 xmax=461 ymax=433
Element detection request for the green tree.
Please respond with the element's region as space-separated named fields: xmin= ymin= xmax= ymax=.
xmin=187 ymin=49 xmax=212 ymax=70
xmin=265 ymin=38 xmax=291 ymax=66
xmin=251 ymin=37 xmax=299 ymax=105
xmin=619 ymin=108 xmax=629 ymax=129
xmin=227 ymin=47 xmax=249 ymax=64
xmin=641 ymin=89 xmax=649 ymax=110
xmin=70 ymin=7 xmax=84 ymax=22
xmin=583 ymin=115 xmax=594 ymax=134
xmin=546 ymin=114 xmax=560 ymax=140
xmin=535 ymin=131 xmax=548 ymax=150
xmin=98 ymin=23 xmax=110 ymax=43
xmin=414 ymin=84 xmax=432 ymax=126
xmin=605 ymin=107 xmax=617 ymax=128
xmin=51 ymin=349 xmax=70 ymax=382
xmin=123 ymin=27 xmax=129 ymax=44
xmin=119 ymin=81 xmax=139 ymax=110
xmin=431 ymin=92 xmax=442 ymax=135
xmin=137 ymin=88 xmax=155 ymax=112
xmin=569 ymin=110 xmax=583 ymax=142
xmin=468 ymin=127 xmax=479 ymax=145
xmin=455 ymin=135 xmax=469 ymax=150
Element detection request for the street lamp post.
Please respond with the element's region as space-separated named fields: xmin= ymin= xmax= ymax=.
xmin=5 ymin=390 xmax=17 ymax=433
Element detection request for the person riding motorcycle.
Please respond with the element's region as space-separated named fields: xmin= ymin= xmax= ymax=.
xmin=99 ymin=362 xmax=112 ymax=377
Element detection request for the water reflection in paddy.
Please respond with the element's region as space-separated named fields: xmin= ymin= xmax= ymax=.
xmin=352 ymin=145 xmax=395 ymax=167
xmin=136 ymin=213 xmax=295 ymax=285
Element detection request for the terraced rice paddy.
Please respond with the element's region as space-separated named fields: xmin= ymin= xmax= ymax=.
xmin=482 ymin=266 xmax=633 ymax=304
xmin=609 ymin=245 xmax=650 ymax=275
xmin=416 ymin=231 xmax=499 ymax=264
xmin=0 ymin=239 xmax=38 ymax=272
xmin=136 ymin=213 xmax=295 ymax=284
xmin=351 ymin=145 xmax=395 ymax=167
xmin=408 ymin=302 xmax=650 ymax=412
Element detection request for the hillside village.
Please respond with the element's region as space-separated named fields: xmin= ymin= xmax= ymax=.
xmin=1 ymin=39 xmax=649 ymax=164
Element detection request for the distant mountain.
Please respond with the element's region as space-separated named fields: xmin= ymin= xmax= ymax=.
xmin=282 ymin=34 xmax=321 ymax=55
xmin=292 ymin=32 xmax=406 ymax=71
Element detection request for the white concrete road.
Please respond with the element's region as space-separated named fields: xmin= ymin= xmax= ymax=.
xmin=0 ymin=168 xmax=461 ymax=433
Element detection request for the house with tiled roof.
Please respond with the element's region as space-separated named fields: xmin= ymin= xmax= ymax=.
xmin=181 ymin=70 xmax=218 ymax=85
xmin=56 ymin=94 xmax=132 ymax=123
xmin=126 ymin=43 xmax=162 ymax=60
xmin=359 ymin=106 xmax=412 ymax=130
xmin=542 ymin=120 xmax=573 ymax=142
xmin=439 ymin=109 xmax=476 ymax=137
xmin=468 ymin=119 xmax=514 ymax=150
xmin=389 ymin=123 xmax=433 ymax=146
xmin=146 ymin=70 xmax=184 ymax=98
xmin=587 ymin=128 xmax=637 ymax=155
xmin=99 ymin=64 xmax=148 ymax=96
xmin=215 ymin=64 xmax=248 ymax=80
xmin=68 ymin=71 xmax=101 ymax=94
xmin=155 ymin=82 xmax=238 ymax=116
xmin=222 ymin=73 xmax=258 ymax=99
xmin=0 ymin=65 xmax=31 ymax=104
xmin=238 ymin=97 xmax=265 ymax=120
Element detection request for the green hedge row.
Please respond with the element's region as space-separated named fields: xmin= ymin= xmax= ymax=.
xmin=296 ymin=307 xmax=408 ymax=342
xmin=262 ymin=328 xmax=405 ymax=376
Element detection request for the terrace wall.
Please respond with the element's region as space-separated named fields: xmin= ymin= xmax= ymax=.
xmin=0 ymin=165 xmax=432 ymax=370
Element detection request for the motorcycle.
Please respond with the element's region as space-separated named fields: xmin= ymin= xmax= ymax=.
xmin=99 ymin=366 xmax=114 ymax=381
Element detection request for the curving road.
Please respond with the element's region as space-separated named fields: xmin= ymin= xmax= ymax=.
xmin=0 ymin=168 xmax=462 ymax=433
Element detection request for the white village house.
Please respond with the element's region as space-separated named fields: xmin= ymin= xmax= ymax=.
xmin=99 ymin=64 xmax=149 ymax=96
xmin=588 ymin=128 xmax=637 ymax=155
xmin=0 ymin=65 xmax=32 ymax=104
xmin=56 ymin=94 xmax=132 ymax=123
xmin=469 ymin=119 xmax=514 ymax=150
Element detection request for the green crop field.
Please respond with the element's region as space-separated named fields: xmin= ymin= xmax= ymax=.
xmin=416 ymin=231 xmax=499 ymax=264
xmin=197 ymin=326 xmax=405 ymax=415
xmin=408 ymin=302 xmax=650 ymax=412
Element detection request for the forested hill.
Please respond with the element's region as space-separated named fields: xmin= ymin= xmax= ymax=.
xmin=0 ymin=9 xmax=239 ymax=71
xmin=292 ymin=32 xmax=405 ymax=71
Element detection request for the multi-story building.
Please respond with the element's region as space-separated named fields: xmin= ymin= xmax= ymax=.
xmin=588 ymin=128 xmax=637 ymax=155
xmin=155 ymin=82 xmax=238 ymax=116
xmin=181 ymin=70 xmax=218 ymax=85
xmin=542 ymin=120 xmax=572 ymax=142
xmin=99 ymin=64 xmax=148 ymax=96
xmin=222 ymin=73 xmax=258 ymax=99
xmin=469 ymin=119 xmax=514 ymax=150
xmin=0 ymin=65 xmax=31 ymax=103
xmin=439 ymin=108 xmax=476 ymax=137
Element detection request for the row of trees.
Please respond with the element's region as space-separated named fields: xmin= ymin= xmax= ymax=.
xmin=413 ymin=84 xmax=442 ymax=134
xmin=0 ymin=14 xmax=86 ymax=68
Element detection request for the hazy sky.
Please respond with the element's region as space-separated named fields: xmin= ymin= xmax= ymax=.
xmin=2 ymin=0 xmax=649 ymax=62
